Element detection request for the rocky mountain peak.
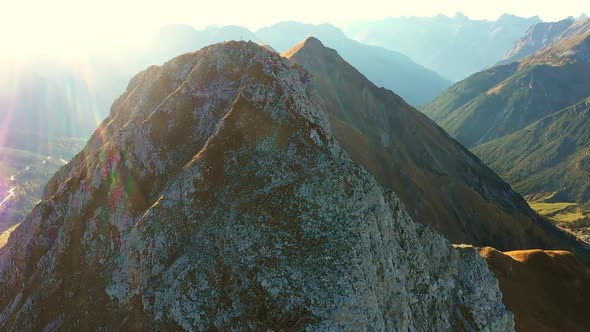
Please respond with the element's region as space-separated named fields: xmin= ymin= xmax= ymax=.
xmin=517 ymin=17 xmax=590 ymax=66
xmin=500 ymin=18 xmax=575 ymax=64
xmin=282 ymin=36 xmax=333 ymax=60
xmin=301 ymin=36 xmax=324 ymax=47
xmin=0 ymin=41 xmax=513 ymax=330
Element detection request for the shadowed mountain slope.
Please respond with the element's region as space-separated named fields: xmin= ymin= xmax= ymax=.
xmin=285 ymin=37 xmax=590 ymax=263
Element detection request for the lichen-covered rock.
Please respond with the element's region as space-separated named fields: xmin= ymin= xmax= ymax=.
xmin=0 ymin=41 xmax=513 ymax=331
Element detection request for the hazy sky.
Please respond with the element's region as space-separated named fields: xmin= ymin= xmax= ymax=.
xmin=1 ymin=0 xmax=587 ymax=54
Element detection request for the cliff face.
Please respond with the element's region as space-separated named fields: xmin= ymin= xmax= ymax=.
xmin=0 ymin=41 xmax=513 ymax=331
xmin=500 ymin=19 xmax=575 ymax=65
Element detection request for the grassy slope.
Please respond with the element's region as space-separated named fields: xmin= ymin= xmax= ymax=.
xmin=473 ymin=98 xmax=590 ymax=203
xmin=422 ymin=63 xmax=519 ymax=121
xmin=423 ymin=63 xmax=590 ymax=148
xmin=529 ymin=201 xmax=578 ymax=216
xmin=480 ymin=247 xmax=590 ymax=332
xmin=0 ymin=223 xmax=19 ymax=248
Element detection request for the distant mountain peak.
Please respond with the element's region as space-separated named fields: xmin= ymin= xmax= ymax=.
xmin=498 ymin=13 xmax=540 ymax=22
xmin=497 ymin=16 xmax=590 ymax=67
xmin=302 ymin=36 xmax=323 ymax=46
xmin=297 ymin=36 xmax=326 ymax=51
xmin=520 ymin=18 xmax=590 ymax=66
xmin=282 ymin=36 xmax=330 ymax=58
xmin=257 ymin=21 xmax=451 ymax=105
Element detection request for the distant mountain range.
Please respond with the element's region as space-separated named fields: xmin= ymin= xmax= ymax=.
xmin=422 ymin=18 xmax=590 ymax=149
xmin=152 ymin=22 xmax=452 ymax=106
xmin=423 ymin=18 xmax=590 ymax=241
xmin=0 ymin=21 xmax=451 ymax=151
xmin=499 ymin=16 xmax=590 ymax=65
xmin=346 ymin=13 xmax=542 ymax=81
xmin=498 ymin=18 xmax=577 ymax=65
xmin=3 ymin=14 xmax=548 ymax=158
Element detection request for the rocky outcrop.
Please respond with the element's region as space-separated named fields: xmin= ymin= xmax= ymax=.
xmin=0 ymin=41 xmax=512 ymax=330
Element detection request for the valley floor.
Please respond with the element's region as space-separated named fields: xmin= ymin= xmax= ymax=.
xmin=527 ymin=195 xmax=590 ymax=243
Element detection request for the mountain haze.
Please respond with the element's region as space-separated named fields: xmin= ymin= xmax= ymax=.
xmin=346 ymin=14 xmax=542 ymax=81
xmin=145 ymin=24 xmax=263 ymax=65
xmin=257 ymin=22 xmax=451 ymax=106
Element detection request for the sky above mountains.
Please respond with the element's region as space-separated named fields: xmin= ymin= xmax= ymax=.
xmin=1 ymin=0 xmax=587 ymax=56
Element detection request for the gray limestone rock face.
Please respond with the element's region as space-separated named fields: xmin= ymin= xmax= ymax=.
xmin=0 ymin=41 xmax=513 ymax=331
